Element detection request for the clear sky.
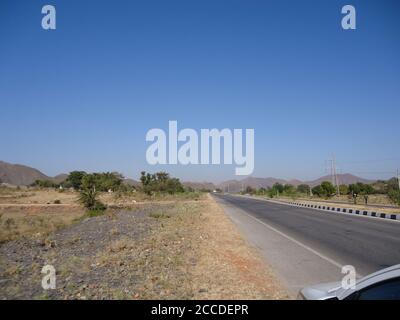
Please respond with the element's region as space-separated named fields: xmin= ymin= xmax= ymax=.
xmin=1 ymin=0 xmax=399 ymax=183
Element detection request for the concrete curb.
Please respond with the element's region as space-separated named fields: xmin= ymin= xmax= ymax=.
xmin=281 ymin=199 xmax=400 ymax=221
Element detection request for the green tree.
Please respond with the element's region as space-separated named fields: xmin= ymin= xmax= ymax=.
xmin=339 ymin=184 xmax=349 ymax=195
xmin=140 ymin=171 xmax=184 ymax=195
xmin=273 ymin=183 xmax=284 ymax=193
xmin=31 ymin=179 xmax=57 ymax=188
xmin=66 ymin=171 xmax=87 ymax=190
xmin=312 ymin=185 xmax=326 ymax=197
xmin=283 ymin=184 xmax=295 ymax=194
xmin=349 ymin=182 xmax=375 ymax=195
xmin=245 ymin=186 xmax=255 ymax=194
xmin=78 ymin=174 xmax=106 ymax=211
xmin=297 ymin=184 xmax=310 ymax=194
xmin=91 ymin=172 xmax=123 ymax=191
xmin=320 ymin=181 xmax=336 ymax=197
xmin=388 ymin=189 xmax=400 ymax=206
xmin=258 ymin=187 xmax=267 ymax=195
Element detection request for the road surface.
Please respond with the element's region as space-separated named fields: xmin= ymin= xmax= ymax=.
xmin=213 ymin=194 xmax=400 ymax=297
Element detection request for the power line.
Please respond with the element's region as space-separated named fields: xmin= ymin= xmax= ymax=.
xmin=337 ymin=158 xmax=400 ymax=165
xmin=351 ymin=171 xmax=397 ymax=175
xmin=327 ymin=154 xmax=340 ymax=195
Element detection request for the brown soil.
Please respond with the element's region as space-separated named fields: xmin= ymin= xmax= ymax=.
xmin=0 ymin=196 xmax=288 ymax=300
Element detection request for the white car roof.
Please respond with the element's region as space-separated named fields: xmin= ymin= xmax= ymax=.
xmin=337 ymin=264 xmax=400 ymax=299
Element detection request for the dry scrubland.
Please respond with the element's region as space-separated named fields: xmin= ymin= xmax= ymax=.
xmin=0 ymin=188 xmax=201 ymax=243
xmin=0 ymin=188 xmax=288 ymax=299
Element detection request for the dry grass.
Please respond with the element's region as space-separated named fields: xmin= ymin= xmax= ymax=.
xmin=0 ymin=188 xmax=79 ymax=205
xmin=0 ymin=190 xmax=288 ymax=299
xmin=99 ymin=190 xmax=203 ymax=207
xmin=0 ymin=206 xmax=85 ymax=243
xmin=0 ymin=188 xmax=202 ymax=243
xmin=192 ymin=195 xmax=288 ymax=299
xmin=93 ymin=196 xmax=288 ymax=299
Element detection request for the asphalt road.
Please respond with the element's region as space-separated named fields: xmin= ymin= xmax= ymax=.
xmin=213 ymin=194 xmax=400 ymax=297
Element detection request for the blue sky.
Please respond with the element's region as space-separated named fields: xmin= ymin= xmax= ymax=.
xmin=1 ymin=0 xmax=399 ymax=182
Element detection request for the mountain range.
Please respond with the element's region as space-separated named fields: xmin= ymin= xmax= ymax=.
xmin=0 ymin=160 xmax=375 ymax=190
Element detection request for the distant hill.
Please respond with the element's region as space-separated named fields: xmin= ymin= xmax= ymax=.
xmin=0 ymin=160 xmax=377 ymax=191
xmin=219 ymin=177 xmax=287 ymax=192
xmin=122 ymin=178 xmax=140 ymax=187
xmin=304 ymin=174 xmax=374 ymax=187
xmin=52 ymin=173 xmax=69 ymax=184
xmin=182 ymin=181 xmax=216 ymax=191
xmin=0 ymin=161 xmax=50 ymax=186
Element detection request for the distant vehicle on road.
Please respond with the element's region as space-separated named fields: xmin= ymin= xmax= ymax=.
xmin=299 ymin=264 xmax=400 ymax=300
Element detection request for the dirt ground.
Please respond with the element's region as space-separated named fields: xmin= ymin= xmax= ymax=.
xmin=0 ymin=188 xmax=200 ymax=243
xmin=0 ymin=193 xmax=288 ymax=300
xmin=0 ymin=188 xmax=79 ymax=205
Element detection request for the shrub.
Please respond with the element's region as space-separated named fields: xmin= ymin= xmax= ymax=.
xmin=339 ymin=184 xmax=349 ymax=195
xmin=78 ymin=175 xmax=106 ymax=211
xmin=312 ymin=185 xmax=326 ymax=197
xmin=140 ymin=171 xmax=185 ymax=195
xmin=65 ymin=171 xmax=123 ymax=192
xmin=321 ymin=181 xmax=336 ymax=197
xmin=348 ymin=182 xmax=375 ymax=195
xmin=65 ymin=171 xmax=87 ymax=190
xmin=297 ymin=184 xmax=310 ymax=194
xmin=31 ymin=179 xmax=57 ymax=188
xmin=388 ymin=189 xmax=400 ymax=206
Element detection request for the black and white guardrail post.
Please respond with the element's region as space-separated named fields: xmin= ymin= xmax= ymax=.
xmin=285 ymin=200 xmax=400 ymax=221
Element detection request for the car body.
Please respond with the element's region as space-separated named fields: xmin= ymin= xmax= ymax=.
xmin=298 ymin=264 xmax=400 ymax=300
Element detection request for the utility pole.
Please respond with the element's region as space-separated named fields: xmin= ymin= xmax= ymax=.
xmin=397 ymin=169 xmax=400 ymax=190
xmin=329 ymin=154 xmax=340 ymax=196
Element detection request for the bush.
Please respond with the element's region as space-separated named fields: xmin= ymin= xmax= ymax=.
xmin=388 ymin=189 xmax=400 ymax=206
xmin=78 ymin=175 xmax=106 ymax=211
xmin=339 ymin=184 xmax=349 ymax=195
xmin=140 ymin=171 xmax=185 ymax=195
xmin=312 ymin=181 xmax=336 ymax=198
xmin=91 ymin=201 xmax=107 ymax=211
xmin=86 ymin=207 xmax=107 ymax=217
xmin=312 ymin=185 xmax=326 ymax=197
xmin=31 ymin=179 xmax=58 ymax=188
xmin=65 ymin=171 xmax=87 ymax=190
xmin=321 ymin=181 xmax=336 ymax=197
xmin=64 ymin=171 xmax=124 ymax=192
xmin=348 ymin=182 xmax=375 ymax=195
xmin=297 ymin=184 xmax=310 ymax=194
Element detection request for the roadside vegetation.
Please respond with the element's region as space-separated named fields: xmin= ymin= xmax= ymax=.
xmin=0 ymin=170 xmax=201 ymax=243
xmin=240 ymin=177 xmax=400 ymax=206
xmin=1 ymin=174 xmax=288 ymax=299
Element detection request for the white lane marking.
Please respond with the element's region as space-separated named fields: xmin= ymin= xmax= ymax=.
xmin=221 ymin=198 xmax=345 ymax=270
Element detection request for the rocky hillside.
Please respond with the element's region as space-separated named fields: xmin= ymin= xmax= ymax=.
xmin=0 ymin=161 xmax=50 ymax=186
